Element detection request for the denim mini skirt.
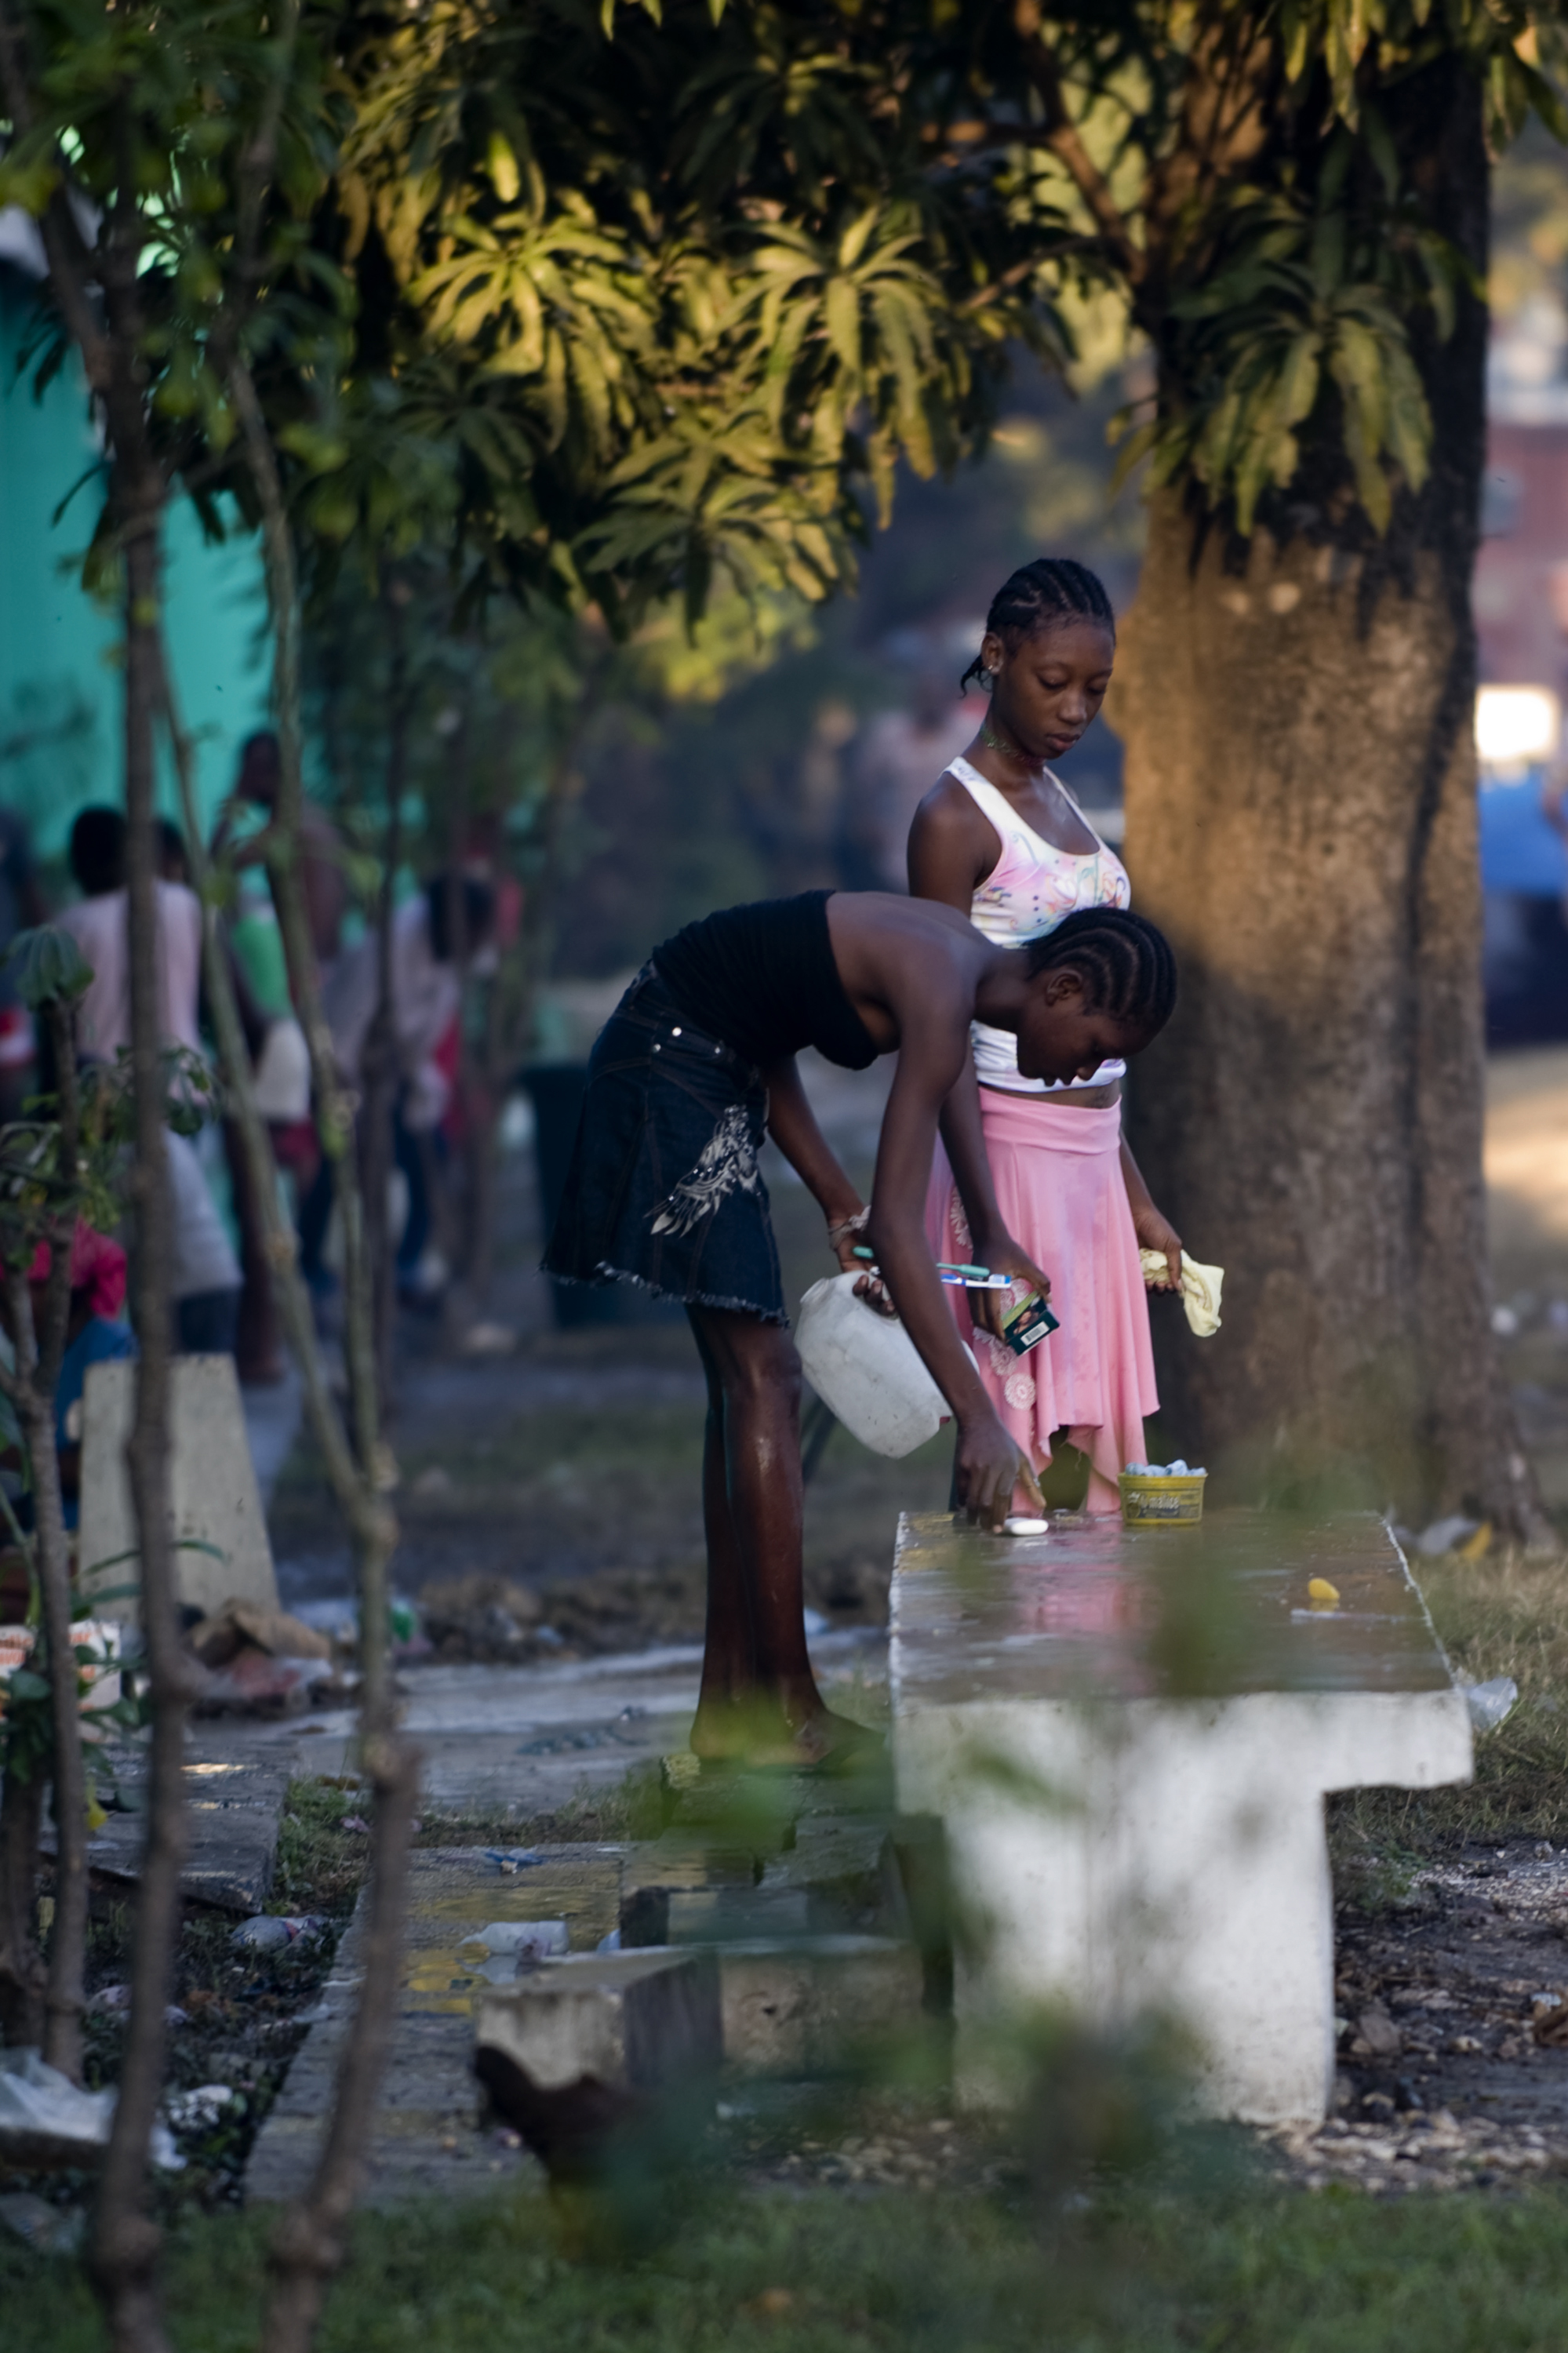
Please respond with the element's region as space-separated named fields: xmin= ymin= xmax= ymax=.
xmin=542 ymin=966 xmax=785 ymax=1324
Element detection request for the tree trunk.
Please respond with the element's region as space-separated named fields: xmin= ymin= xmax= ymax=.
xmin=1117 ymin=58 xmax=1544 ymax=1535
xmin=0 ymin=1758 xmax=45 ymax=2049
xmin=33 ymin=1002 xmax=89 ymax=2082
xmin=92 ymin=464 xmax=187 ymax=2353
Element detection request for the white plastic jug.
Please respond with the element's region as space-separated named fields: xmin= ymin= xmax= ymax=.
xmin=795 ymin=1273 xmax=976 ymax=1458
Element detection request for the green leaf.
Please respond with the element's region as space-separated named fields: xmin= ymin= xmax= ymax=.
xmin=7 ymin=927 xmax=94 ymax=1011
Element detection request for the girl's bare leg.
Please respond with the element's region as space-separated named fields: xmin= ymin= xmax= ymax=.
xmin=686 ymin=1304 xmax=875 ymax=1763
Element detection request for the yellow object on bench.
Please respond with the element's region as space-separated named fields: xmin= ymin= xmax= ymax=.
xmin=1119 ymin=1470 xmax=1207 ymax=1526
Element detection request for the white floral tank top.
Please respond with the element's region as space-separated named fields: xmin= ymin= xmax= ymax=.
xmin=948 ymin=755 xmax=1131 ymax=1094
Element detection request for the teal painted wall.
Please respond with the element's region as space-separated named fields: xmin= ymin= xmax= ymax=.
xmin=0 ymin=267 xmax=268 ymax=864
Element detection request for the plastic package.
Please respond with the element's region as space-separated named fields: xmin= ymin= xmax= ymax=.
xmin=231 ymin=1915 xmax=328 ymax=1951
xmin=796 ymin=1273 xmax=976 ymax=1459
xmin=1463 ymin=1676 xmax=1519 ymax=1733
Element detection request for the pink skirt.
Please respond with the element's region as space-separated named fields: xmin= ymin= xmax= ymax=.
xmin=925 ymin=1092 xmax=1157 ymax=1511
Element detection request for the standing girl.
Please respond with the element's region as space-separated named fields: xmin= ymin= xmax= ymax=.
xmin=909 ymin=558 xmax=1183 ymax=1517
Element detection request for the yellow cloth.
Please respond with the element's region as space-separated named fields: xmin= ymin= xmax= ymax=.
xmin=1139 ymin=1249 xmax=1224 ymax=1338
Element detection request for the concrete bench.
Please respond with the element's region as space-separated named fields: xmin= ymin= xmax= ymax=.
xmin=889 ymin=1509 xmax=1472 ymax=2125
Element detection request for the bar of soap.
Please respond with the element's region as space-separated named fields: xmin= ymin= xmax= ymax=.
xmin=1002 ymin=1516 xmax=1050 ymax=1537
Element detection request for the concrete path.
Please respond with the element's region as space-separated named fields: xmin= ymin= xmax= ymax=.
xmin=256 ymin=1626 xmax=887 ymax=1820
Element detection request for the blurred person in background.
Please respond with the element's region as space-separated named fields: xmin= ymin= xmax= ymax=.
xmin=0 ymin=1223 xmax=136 ymax=1530
xmin=216 ymin=730 xmax=347 ymax=975
xmin=324 ymin=872 xmax=496 ymax=1304
xmin=846 ymin=665 xmax=987 ymax=891
xmin=214 ymin=729 xmax=346 ymax=1311
xmin=0 ymin=808 xmax=45 ymax=1119
xmin=908 ymin=558 xmax=1184 ymax=1518
xmin=57 ymin=806 xmax=245 ymax=1358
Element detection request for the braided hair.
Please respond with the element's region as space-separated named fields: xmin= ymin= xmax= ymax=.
xmin=960 ymin=558 xmax=1115 ymax=692
xmin=1024 ymin=907 xmax=1177 ymax=1038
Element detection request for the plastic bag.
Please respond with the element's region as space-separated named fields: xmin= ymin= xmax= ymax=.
xmin=0 ymin=2049 xmax=182 ymax=2169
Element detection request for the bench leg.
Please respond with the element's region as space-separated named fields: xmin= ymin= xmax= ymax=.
xmin=895 ymin=1696 xmax=1344 ymax=2125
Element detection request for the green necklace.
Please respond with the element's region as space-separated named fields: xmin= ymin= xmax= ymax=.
xmin=979 ymin=715 xmax=1024 ymax=760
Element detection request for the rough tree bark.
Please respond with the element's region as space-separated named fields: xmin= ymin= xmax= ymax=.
xmin=8 ymin=999 xmax=90 ymax=2082
xmin=0 ymin=1763 xmax=45 ymax=2048
xmin=1118 ymin=53 xmax=1544 ymax=1533
xmin=226 ymin=358 xmax=420 ymax=2352
xmin=93 ymin=451 xmax=188 ymax=2353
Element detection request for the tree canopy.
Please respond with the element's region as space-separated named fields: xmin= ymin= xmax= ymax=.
xmin=4 ymin=2 xmax=1566 ymax=626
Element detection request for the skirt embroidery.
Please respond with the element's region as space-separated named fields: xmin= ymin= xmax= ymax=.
xmin=650 ymin=1100 xmax=762 ymax=1239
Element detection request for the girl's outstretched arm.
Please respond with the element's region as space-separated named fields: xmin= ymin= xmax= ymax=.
xmin=938 ymin=1056 xmax=1050 ymax=1335
xmin=763 ymin=1056 xmax=886 ymax=1297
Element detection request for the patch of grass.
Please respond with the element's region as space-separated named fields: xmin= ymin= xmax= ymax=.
xmin=1333 ymin=1543 xmax=1568 ymax=1863
xmin=274 ymin=1777 xmax=374 ymax=1917
xmin=19 ymin=2175 xmax=1568 ymax=2351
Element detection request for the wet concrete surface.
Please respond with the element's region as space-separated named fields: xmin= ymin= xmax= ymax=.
xmin=242 ymin=1629 xmax=887 ymax=1820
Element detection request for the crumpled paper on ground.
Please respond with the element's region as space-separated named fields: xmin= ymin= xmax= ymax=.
xmin=1139 ymin=1249 xmax=1224 ymax=1338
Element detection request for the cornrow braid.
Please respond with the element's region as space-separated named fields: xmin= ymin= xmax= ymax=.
xmin=960 ymin=557 xmax=1115 ymax=691
xmin=1023 ymin=906 xmax=1177 ymax=1038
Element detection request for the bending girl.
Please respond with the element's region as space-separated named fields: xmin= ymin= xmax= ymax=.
xmin=545 ymin=887 xmax=1175 ymax=1768
xmin=909 ymin=558 xmax=1184 ymax=1518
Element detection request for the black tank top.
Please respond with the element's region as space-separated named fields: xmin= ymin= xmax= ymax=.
xmin=652 ymin=890 xmax=879 ymax=1073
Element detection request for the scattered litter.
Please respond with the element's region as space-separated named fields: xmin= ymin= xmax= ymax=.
xmin=596 ymin=1928 xmax=622 ymax=1954
xmin=0 ymin=2049 xmax=181 ymax=2170
xmin=1413 ymin=1515 xmax=1483 ymax=1559
xmin=483 ymin=1848 xmax=544 ymax=1875
xmin=461 ymin=1921 xmax=569 ymax=1968
xmin=341 ymin=1815 xmax=370 ymax=1834
xmin=188 ymin=1597 xmax=331 ymax=1668
xmin=195 ymin=1647 xmax=337 ymax=1718
xmin=390 ymin=1600 xmax=425 ymax=1652
xmin=231 ymin=1915 xmax=327 ymax=1952
xmin=90 ymin=1982 xmax=130 ymax=2010
xmin=1463 ymin=1677 xmax=1519 ymax=1733
xmin=419 ymin=1575 xmax=543 ymax=1663
xmin=165 ymin=2084 xmax=238 ymax=2133
xmin=0 ymin=2191 xmax=82 ymax=2254
xmin=1308 ymin=1577 xmax=1341 ymax=1609
xmin=1002 ymin=1517 xmax=1050 ymax=1537
xmin=291 ymin=1597 xmax=358 ymax=1642
xmin=617 ymin=1704 xmax=648 ymax=1722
